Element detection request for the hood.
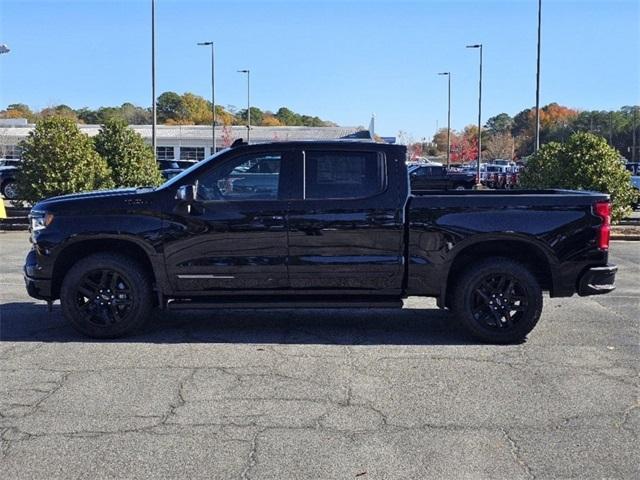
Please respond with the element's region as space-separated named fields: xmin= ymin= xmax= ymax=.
xmin=33 ymin=187 xmax=153 ymax=211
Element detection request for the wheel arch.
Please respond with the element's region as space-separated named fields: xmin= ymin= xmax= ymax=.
xmin=442 ymin=237 xmax=555 ymax=309
xmin=51 ymin=238 xmax=161 ymax=299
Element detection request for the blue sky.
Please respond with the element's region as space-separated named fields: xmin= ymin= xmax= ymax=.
xmin=0 ymin=0 xmax=638 ymax=139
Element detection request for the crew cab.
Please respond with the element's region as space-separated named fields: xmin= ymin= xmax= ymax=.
xmin=408 ymin=164 xmax=476 ymax=190
xmin=24 ymin=141 xmax=617 ymax=343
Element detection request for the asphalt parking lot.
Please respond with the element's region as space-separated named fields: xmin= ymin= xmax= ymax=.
xmin=1 ymin=231 xmax=638 ymax=479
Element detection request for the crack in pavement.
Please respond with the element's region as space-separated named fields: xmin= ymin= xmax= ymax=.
xmin=501 ymin=428 xmax=535 ymax=480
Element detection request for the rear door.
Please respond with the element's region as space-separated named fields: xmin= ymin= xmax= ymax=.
xmin=286 ymin=148 xmax=405 ymax=293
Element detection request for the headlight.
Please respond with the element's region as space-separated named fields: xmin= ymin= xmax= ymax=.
xmin=29 ymin=211 xmax=54 ymax=232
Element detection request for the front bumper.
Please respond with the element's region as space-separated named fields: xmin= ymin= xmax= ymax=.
xmin=24 ymin=249 xmax=53 ymax=300
xmin=577 ymin=264 xmax=617 ymax=296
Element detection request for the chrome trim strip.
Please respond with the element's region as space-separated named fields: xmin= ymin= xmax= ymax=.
xmin=177 ymin=274 xmax=235 ymax=279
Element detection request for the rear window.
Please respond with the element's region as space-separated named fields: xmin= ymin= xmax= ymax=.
xmin=304 ymin=151 xmax=386 ymax=199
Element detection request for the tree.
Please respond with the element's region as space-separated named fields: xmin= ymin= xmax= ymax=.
xmin=0 ymin=103 xmax=36 ymax=122
xmin=237 ymin=107 xmax=264 ymax=126
xmin=520 ymin=132 xmax=636 ymax=222
xmin=483 ymin=132 xmax=514 ymax=160
xmin=40 ymin=105 xmax=79 ymax=122
xmin=431 ymin=128 xmax=460 ymax=156
xmin=485 ymin=113 xmax=513 ymax=134
xmin=261 ymin=115 xmax=282 ymax=127
xmin=156 ymin=91 xmax=188 ymax=123
xmin=76 ymin=107 xmax=103 ymax=124
xmin=275 ymin=107 xmax=301 ymax=126
xmin=94 ymin=118 xmax=164 ymax=187
xmin=16 ymin=117 xmax=113 ymax=204
xmin=182 ymin=93 xmax=212 ymax=125
xmin=119 ymin=103 xmax=151 ymax=124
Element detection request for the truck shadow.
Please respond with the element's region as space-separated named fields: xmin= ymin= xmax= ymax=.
xmin=0 ymin=302 xmax=483 ymax=346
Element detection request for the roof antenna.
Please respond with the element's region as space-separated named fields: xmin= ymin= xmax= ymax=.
xmin=231 ymin=138 xmax=246 ymax=148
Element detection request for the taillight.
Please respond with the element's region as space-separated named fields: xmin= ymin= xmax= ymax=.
xmin=594 ymin=201 xmax=611 ymax=250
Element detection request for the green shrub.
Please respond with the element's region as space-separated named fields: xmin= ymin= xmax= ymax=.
xmin=17 ymin=117 xmax=113 ymax=204
xmin=520 ymin=132 xmax=637 ymax=222
xmin=94 ymin=118 xmax=164 ymax=188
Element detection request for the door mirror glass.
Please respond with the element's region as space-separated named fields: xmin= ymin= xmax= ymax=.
xmin=175 ymin=184 xmax=196 ymax=202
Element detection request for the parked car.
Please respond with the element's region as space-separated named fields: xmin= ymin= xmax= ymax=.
xmin=631 ymin=176 xmax=640 ymax=209
xmin=25 ymin=141 xmax=617 ymax=343
xmin=0 ymin=160 xmax=20 ymax=199
xmin=625 ymin=162 xmax=640 ymax=176
xmin=408 ymin=164 xmax=476 ymax=190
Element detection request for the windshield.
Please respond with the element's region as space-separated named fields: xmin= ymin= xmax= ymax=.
xmin=159 ymin=148 xmax=230 ymax=189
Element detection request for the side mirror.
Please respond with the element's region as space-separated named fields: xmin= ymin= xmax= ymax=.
xmin=175 ymin=184 xmax=196 ymax=203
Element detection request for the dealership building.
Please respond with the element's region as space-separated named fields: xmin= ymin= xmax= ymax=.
xmin=0 ymin=119 xmax=368 ymax=162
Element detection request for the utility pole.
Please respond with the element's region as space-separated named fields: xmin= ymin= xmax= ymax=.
xmin=438 ymin=72 xmax=451 ymax=167
xmin=633 ymin=107 xmax=637 ymax=163
xmin=151 ymin=0 xmax=157 ymax=157
xmin=535 ymin=0 xmax=542 ymax=152
xmin=237 ymin=70 xmax=250 ymax=143
xmin=198 ymin=42 xmax=216 ymax=154
xmin=466 ymin=44 xmax=483 ymax=187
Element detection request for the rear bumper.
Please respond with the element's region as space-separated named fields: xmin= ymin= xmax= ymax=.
xmin=577 ymin=264 xmax=617 ymax=296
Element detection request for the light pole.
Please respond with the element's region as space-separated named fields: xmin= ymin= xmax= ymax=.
xmin=535 ymin=0 xmax=542 ymax=152
xmin=198 ymin=42 xmax=216 ymax=154
xmin=151 ymin=0 xmax=157 ymax=157
xmin=237 ymin=69 xmax=250 ymax=143
xmin=466 ymin=44 xmax=483 ymax=187
xmin=438 ymin=72 xmax=451 ymax=167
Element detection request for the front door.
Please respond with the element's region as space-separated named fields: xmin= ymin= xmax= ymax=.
xmin=163 ymin=150 xmax=294 ymax=293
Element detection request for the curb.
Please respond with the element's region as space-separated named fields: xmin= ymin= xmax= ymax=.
xmin=611 ymin=234 xmax=640 ymax=241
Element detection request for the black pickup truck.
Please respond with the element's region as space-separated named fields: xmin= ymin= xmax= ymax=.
xmin=24 ymin=141 xmax=617 ymax=343
xmin=408 ymin=164 xmax=476 ymax=190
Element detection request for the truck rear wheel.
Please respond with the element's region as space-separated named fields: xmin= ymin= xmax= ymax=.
xmin=451 ymin=258 xmax=542 ymax=343
xmin=60 ymin=253 xmax=153 ymax=338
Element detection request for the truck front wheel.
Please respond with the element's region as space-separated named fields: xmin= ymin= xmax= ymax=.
xmin=60 ymin=253 xmax=153 ymax=338
xmin=451 ymin=258 xmax=543 ymax=343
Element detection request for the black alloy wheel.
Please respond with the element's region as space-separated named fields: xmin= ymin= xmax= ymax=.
xmin=74 ymin=268 xmax=134 ymax=327
xmin=451 ymin=257 xmax=543 ymax=344
xmin=61 ymin=253 xmax=153 ymax=338
xmin=470 ymin=273 xmax=528 ymax=330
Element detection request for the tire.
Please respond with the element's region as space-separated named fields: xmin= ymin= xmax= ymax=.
xmin=451 ymin=257 xmax=543 ymax=344
xmin=60 ymin=253 xmax=154 ymax=338
xmin=2 ymin=181 xmax=18 ymax=200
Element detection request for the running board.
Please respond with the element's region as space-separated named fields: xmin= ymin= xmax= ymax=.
xmin=166 ymin=297 xmax=403 ymax=310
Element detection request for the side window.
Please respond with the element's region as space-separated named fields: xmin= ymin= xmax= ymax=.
xmin=196 ymin=153 xmax=281 ymax=201
xmin=304 ymin=151 xmax=386 ymax=200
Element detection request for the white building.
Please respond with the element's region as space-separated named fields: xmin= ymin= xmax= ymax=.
xmin=0 ymin=120 xmax=363 ymax=162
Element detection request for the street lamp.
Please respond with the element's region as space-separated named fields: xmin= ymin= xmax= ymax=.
xmin=466 ymin=44 xmax=483 ymax=187
xmin=535 ymin=0 xmax=542 ymax=152
xmin=237 ymin=69 xmax=250 ymax=143
xmin=151 ymin=0 xmax=157 ymax=157
xmin=198 ymin=42 xmax=216 ymax=154
xmin=437 ymin=72 xmax=451 ymax=168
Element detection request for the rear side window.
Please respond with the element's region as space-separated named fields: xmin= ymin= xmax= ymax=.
xmin=304 ymin=151 xmax=386 ymax=199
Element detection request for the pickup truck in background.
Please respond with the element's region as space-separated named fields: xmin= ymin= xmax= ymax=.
xmin=25 ymin=141 xmax=617 ymax=343
xmin=408 ymin=164 xmax=476 ymax=190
